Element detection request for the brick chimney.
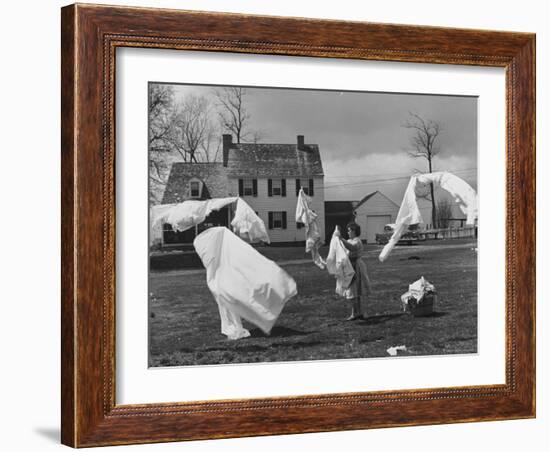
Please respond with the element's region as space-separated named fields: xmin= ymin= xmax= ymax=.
xmin=297 ymin=135 xmax=305 ymax=151
xmin=222 ymin=134 xmax=232 ymax=167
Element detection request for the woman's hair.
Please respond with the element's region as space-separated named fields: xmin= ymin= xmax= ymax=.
xmin=346 ymin=222 xmax=361 ymax=237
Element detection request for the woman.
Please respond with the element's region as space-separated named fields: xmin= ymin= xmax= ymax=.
xmin=336 ymin=222 xmax=371 ymax=320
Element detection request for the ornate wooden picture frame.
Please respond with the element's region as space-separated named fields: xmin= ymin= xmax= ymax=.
xmin=61 ymin=3 xmax=535 ymax=447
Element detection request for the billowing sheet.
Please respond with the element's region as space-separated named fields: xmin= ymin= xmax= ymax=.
xmin=151 ymin=197 xmax=270 ymax=243
xmin=295 ymin=188 xmax=326 ymax=269
xmin=379 ymin=171 xmax=478 ymax=262
xmin=194 ymin=227 xmax=297 ymax=340
xmin=418 ymin=172 xmax=478 ymax=225
xmin=379 ymin=177 xmax=423 ymax=262
xmin=325 ymin=227 xmax=355 ymax=296
xmin=149 ymin=203 xmax=175 ymax=245
xmin=151 ymin=197 xmax=238 ymax=232
xmin=231 ymin=198 xmax=271 ymax=244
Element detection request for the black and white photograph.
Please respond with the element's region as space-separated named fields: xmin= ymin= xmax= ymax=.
xmin=148 ymin=82 xmax=478 ymax=367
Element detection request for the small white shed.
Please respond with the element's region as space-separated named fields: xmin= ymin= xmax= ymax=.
xmin=354 ymin=191 xmax=399 ymax=244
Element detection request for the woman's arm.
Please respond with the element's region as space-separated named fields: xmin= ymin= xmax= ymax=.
xmin=339 ymin=237 xmax=358 ymax=252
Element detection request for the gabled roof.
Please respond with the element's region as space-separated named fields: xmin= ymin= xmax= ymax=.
xmin=161 ymin=162 xmax=229 ymax=204
xmin=354 ymin=190 xmax=399 ymax=210
xmin=226 ymin=143 xmax=324 ymax=178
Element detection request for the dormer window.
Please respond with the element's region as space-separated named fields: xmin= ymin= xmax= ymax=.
xmin=189 ymin=180 xmax=201 ymax=198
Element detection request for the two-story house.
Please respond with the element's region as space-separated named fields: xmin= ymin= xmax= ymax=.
xmin=159 ymin=134 xmax=325 ymax=245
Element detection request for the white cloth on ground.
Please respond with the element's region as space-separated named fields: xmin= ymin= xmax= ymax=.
xmin=325 ymin=227 xmax=355 ymax=296
xmin=193 ymin=227 xmax=297 ymax=340
xmin=231 ymin=198 xmax=271 ymax=244
xmin=379 ymin=171 xmax=478 ymax=262
xmin=295 ymin=188 xmax=326 ymax=269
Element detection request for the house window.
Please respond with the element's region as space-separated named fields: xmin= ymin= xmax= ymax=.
xmin=295 ymin=178 xmax=314 ymax=196
xmin=272 ymin=179 xmax=282 ymax=196
xmin=268 ymin=211 xmax=287 ymax=230
xmin=189 ymin=181 xmax=200 ymax=198
xmin=272 ymin=212 xmax=283 ymax=228
xmin=239 ymin=178 xmax=257 ymax=197
xmin=268 ymin=178 xmax=286 ymax=197
xmin=243 ymin=179 xmax=254 ymax=196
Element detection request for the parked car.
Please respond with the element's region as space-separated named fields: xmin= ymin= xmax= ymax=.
xmin=375 ymin=223 xmax=425 ymax=245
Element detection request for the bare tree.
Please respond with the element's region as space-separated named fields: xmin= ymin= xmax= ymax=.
xmin=148 ymin=84 xmax=176 ymax=204
xmin=435 ymin=198 xmax=453 ymax=228
xmin=214 ymin=87 xmax=250 ymax=143
xmin=149 ymin=86 xmax=229 ymax=204
xmin=168 ymin=95 xmax=211 ymax=163
xmin=403 ymin=112 xmax=443 ymax=228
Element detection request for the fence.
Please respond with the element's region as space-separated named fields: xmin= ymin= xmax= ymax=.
xmin=420 ymin=226 xmax=477 ymax=240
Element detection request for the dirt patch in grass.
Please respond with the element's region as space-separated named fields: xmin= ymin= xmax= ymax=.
xmin=149 ymin=240 xmax=478 ymax=366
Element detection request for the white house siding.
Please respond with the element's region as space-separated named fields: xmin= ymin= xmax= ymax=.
xmin=354 ymin=192 xmax=399 ymax=244
xmin=228 ymin=176 xmax=325 ymax=243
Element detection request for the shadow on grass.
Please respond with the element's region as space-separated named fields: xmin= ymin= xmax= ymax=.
xmin=249 ymin=325 xmax=311 ymax=338
xmin=416 ymin=311 xmax=447 ymax=318
xmin=360 ymin=313 xmax=405 ymax=325
xmin=360 ymin=311 xmax=448 ymax=324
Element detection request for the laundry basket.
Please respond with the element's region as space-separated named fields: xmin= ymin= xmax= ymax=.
xmin=401 ymin=290 xmax=436 ymax=317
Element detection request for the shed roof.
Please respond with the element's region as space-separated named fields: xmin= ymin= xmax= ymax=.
xmin=354 ymin=190 xmax=399 ymax=210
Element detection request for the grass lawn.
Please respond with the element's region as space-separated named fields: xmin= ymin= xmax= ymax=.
xmin=149 ymin=239 xmax=478 ymax=367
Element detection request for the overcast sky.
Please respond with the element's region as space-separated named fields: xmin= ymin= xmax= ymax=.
xmin=170 ymin=83 xmax=477 ymax=205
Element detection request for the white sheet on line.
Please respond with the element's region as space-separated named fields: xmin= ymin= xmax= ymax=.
xmin=379 ymin=171 xmax=477 ymax=262
xmin=231 ymin=197 xmax=271 ymax=244
xmin=325 ymin=227 xmax=355 ymax=296
xmin=194 ymin=227 xmax=297 ymax=340
xmin=151 ymin=197 xmax=270 ymax=244
xmin=295 ymin=188 xmax=326 ymax=269
xmin=151 ymin=197 xmax=238 ymax=232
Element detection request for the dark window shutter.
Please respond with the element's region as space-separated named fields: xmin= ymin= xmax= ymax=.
xmin=282 ymin=211 xmax=287 ymax=229
xmin=281 ymin=179 xmax=286 ymax=197
xmin=309 ymin=179 xmax=314 ymax=197
xmin=268 ymin=212 xmax=273 ymax=230
xmin=268 ymin=179 xmax=273 ymax=197
xmin=238 ymin=179 xmax=244 ymax=196
xmin=253 ymin=179 xmax=258 ymax=197
xmin=295 ymin=179 xmax=301 ymax=196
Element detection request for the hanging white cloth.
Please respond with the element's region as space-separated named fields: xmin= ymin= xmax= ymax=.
xmin=149 ymin=203 xmax=175 ymax=245
xmin=193 ymin=227 xmax=297 ymax=340
xmin=325 ymin=227 xmax=355 ymax=296
xmin=379 ymin=171 xmax=477 ymax=262
xmin=417 ymin=172 xmax=478 ymax=225
xmin=295 ymin=188 xmax=326 ymax=269
xmin=151 ymin=197 xmax=270 ymax=243
xmin=379 ymin=177 xmax=423 ymax=262
xmin=151 ymin=197 xmax=238 ymax=232
xmin=231 ymin=198 xmax=271 ymax=244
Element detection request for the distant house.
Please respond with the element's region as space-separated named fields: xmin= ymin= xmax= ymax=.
xmin=160 ymin=134 xmax=325 ymax=245
xmin=324 ymin=201 xmax=357 ymax=243
xmin=353 ymin=191 xmax=399 ymax=244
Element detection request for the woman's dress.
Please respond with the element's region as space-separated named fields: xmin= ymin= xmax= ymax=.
xmin=343 ymin=237 xmax=371 ymax=300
